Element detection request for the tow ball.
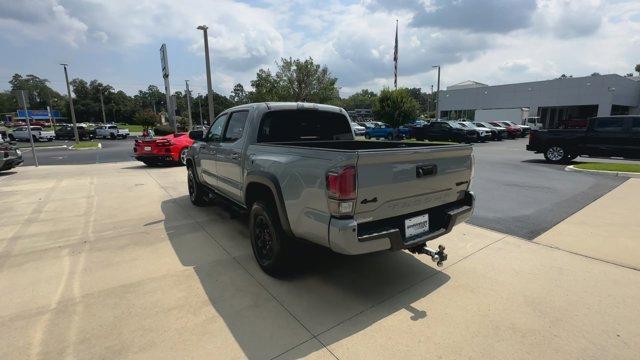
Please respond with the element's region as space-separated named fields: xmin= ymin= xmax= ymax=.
xmin=409 ymin=244 xmax=448 ymax=267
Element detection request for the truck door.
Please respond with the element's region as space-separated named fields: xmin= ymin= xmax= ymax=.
xmin=584 ymin=117 xmax=626 ymax=157
xmin=215 ymin=110 xmax=249 ymax=201
xmin=200 ymin=113 xmax=227 ymax=187
xmin=626 ymin=117 xmax=640 ymax=159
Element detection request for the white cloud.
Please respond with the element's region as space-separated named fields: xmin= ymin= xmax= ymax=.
xmin=0 ymin=0 xmax=639 ymax=97
xmin=0 ymin=0 xmax=88 ymax=46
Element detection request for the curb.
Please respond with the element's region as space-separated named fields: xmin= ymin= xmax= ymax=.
xmin=565 ymin=165 xmax=640 ymax=178
xmin=69 ymin=142 xmax=102 ymax=151
xmin=18 ymin=145 xmax=68 ymax=151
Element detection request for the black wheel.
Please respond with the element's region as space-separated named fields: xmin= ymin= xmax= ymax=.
xmin=386 ymin=133 xmax=393 ymax=141
xmin=179 ymin=148 xmax=189 ymax=166
xmin=250 ymin=201 xmax=293 ymax=275
xmin=32 ymin=135 xmax=39 ymax=143
xmin=364 ymin=133 xmax=371 ymax=139
xmin=8 ymin=134 xmax=15 ymax=141
xmin=110 ymin=133 xmax=116 ymax=140
xmin=187 ymin=166 xmax=208 ymax=206
xmin=544 ymin=145 xmax=571 ymax=164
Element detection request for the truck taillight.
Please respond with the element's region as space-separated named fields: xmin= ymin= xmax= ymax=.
xmin=327 ymin=166 xmax=356 ymax=200
xmin=326 ymin=165 xmax=356 ymax=217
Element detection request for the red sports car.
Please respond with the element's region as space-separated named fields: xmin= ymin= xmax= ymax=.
xmin=133 ymin=133 xmax=194 ymax=166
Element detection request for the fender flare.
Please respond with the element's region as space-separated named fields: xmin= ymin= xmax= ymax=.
xmin=244 ymin=171 xmax=294 ymax=237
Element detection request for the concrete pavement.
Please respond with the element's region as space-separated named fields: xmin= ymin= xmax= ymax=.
xmin=535 ymin=178 xmax=640 ymax=270
xmin=1 ymin=163 xmax=639 ymax=359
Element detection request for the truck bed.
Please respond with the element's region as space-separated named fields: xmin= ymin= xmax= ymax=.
xmin=259 ymin=140 xmax=460 ymax=151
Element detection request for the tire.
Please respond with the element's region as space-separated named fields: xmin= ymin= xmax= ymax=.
xmin=32 ymin=136 xmax=39 ymax=143
xmin=364 ymin=133 xmax=371 ymax=139
xmin=8 ymin=134 xmax=15 ymax=141
xmin=110 ymin=133 xmax=116 ymax=140
xmin=543 ymin=145 xmax=571 ymax=164
xmin=386 ymin=133 xmax=393 ymax=141
xmin=249 ymin=201 xmax=293 ymax=275
xmin=179 ymin=148 xmax=189 ymax=166
xmin=187 ymin=165 xmax=208 ymax=206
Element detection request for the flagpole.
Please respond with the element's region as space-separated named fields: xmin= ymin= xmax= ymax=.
xmin=394 ymin=19 xmax=398 ymax=90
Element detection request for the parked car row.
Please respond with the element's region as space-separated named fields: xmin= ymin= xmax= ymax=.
xmin=6 ymin=124 xmax=131 ymax=142
xmin=8 ymin=126 xmax=55 ymax=142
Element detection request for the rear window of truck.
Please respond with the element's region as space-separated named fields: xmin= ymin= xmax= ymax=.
xmin=257 ymin=110 xmax=352 ymax=142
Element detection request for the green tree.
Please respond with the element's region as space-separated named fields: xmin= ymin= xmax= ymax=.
xmin=9 ymin=74 xmax=63 ymax=110
xmin=635 ymin=64 xmax=640 ymax=76
xmin=341 ymin=89 xmax=377 ymax=110
xmin=373 ymin=88 xmax=419 ymax=128
xmin=134 ymin=110 xmax=160 ymax=130
xmin=249 ymin=57 xmax=339 ymax=103
xmin=230 ymin=83 xmax=248 ymax=104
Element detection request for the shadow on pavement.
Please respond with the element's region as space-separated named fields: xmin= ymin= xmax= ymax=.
xmin=161 ymin=196 xmax=449 ymax=359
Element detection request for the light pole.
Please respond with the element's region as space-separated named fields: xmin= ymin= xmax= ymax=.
xmin=185 ymin=80 xmax=193 ymax=130
xmin=61 ymin=63 xmax=80 ymax=143
xmin=197 ymin=25 xmax=215 ymax=123
xmin=432 ymin=65 xmax=441 ymax=120
xmin=198 ymin=96 xmax=203 ymax=126
xmin=99 ymin=87 xmax=107 ymax=124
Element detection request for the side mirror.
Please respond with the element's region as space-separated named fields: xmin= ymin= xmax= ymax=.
xmin=189 ymin=130 xmax=204 ymax=141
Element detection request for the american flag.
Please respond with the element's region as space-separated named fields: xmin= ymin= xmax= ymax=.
xmin=393 ymin=20 xmax=398 ymax=89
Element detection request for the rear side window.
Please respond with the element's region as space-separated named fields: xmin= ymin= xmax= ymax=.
xmin=257 ymin=110 xmax=352 ymax=142
xmin=631 ymin=118 xmax=640 ymax=132
xmin=223 ymin=111 xmax=248 ymax=142
xmin=594 ymin=118 xmax=624 ymax=132
xmin=108 ymin=126 xmax=117 ymax=129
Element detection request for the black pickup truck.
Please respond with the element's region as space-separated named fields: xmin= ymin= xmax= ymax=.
xmin=527 ymin=115 xmax=640 ymax=163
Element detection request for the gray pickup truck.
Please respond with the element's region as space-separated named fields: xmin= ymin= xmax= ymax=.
xmin=186 ymin=102 xmax=474 ymax=275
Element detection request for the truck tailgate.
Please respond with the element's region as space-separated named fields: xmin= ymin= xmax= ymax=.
xmin=354 ymin=145 xmax=472 ymax=223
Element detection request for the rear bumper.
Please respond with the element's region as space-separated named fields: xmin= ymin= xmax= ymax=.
xmin=134 ymin=153 xmax=178 ymax=163
xmin=0 ymin=157 xmax=23 ymax=171
xmin=328 ymin=191 xmax=475 ymax=255
xmin=526 ymin=144 xmax=541 ymax=153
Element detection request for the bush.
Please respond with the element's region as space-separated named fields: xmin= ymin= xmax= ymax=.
xmin=373 ymin=88 xmax=419 ymax=128
xmin=153 ymin=124 xmax=174 ymax=136
xmin=134 ymin=110 xmax=160 ymax=130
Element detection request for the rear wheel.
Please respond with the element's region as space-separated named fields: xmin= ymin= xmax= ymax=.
xmin=250 ymin=201 xmax=293 ymax=275
xmin=110 ymin=133 xmax=116 ymax=140
xmin=187 ymin=166 xmax=208 ymax=206
xmin=364 ymin=133 xmax=371 ymax=139
xmin=8 ymin=134 xmax=15 ymax=141
xmin=32 ymin=135 xmax=39 ymax=143
xmin=544 ymin=145 xmax=571 ymax=164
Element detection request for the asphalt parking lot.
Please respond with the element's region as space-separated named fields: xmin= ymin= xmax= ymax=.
xmin=18 ymin=138 xmax=134 ymax=166
xmin=17 ymin=137 xmax=629 ymax=240
xmin=1 ymin=162 xmax=639 ymax=359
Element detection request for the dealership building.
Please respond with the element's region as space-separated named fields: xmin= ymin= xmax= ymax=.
xmin=438 ymin=74 xmax=640 ymax=128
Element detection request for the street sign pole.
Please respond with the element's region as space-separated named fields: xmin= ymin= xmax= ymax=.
xmin=18 ymin=91 xmax=38 ymax=167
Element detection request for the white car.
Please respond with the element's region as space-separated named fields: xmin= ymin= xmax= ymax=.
xmin=9 ymin=126 xmax=55 ymax=142
xmin=350 ymin=122 xmax=366 ymax=136
xmin=95 ymin=125 xmax=130 ymax=139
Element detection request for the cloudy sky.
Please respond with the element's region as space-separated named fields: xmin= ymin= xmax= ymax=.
xmin=1 ymin=0 xmax=639 ymax=97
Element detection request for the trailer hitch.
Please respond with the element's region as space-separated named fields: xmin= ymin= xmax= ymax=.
xmin=409 ymin=244 xmax=448 ymax=267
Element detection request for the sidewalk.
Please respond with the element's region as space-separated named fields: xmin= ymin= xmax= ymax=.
xmin=535 ymin=178 xmax=640 ymax=270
